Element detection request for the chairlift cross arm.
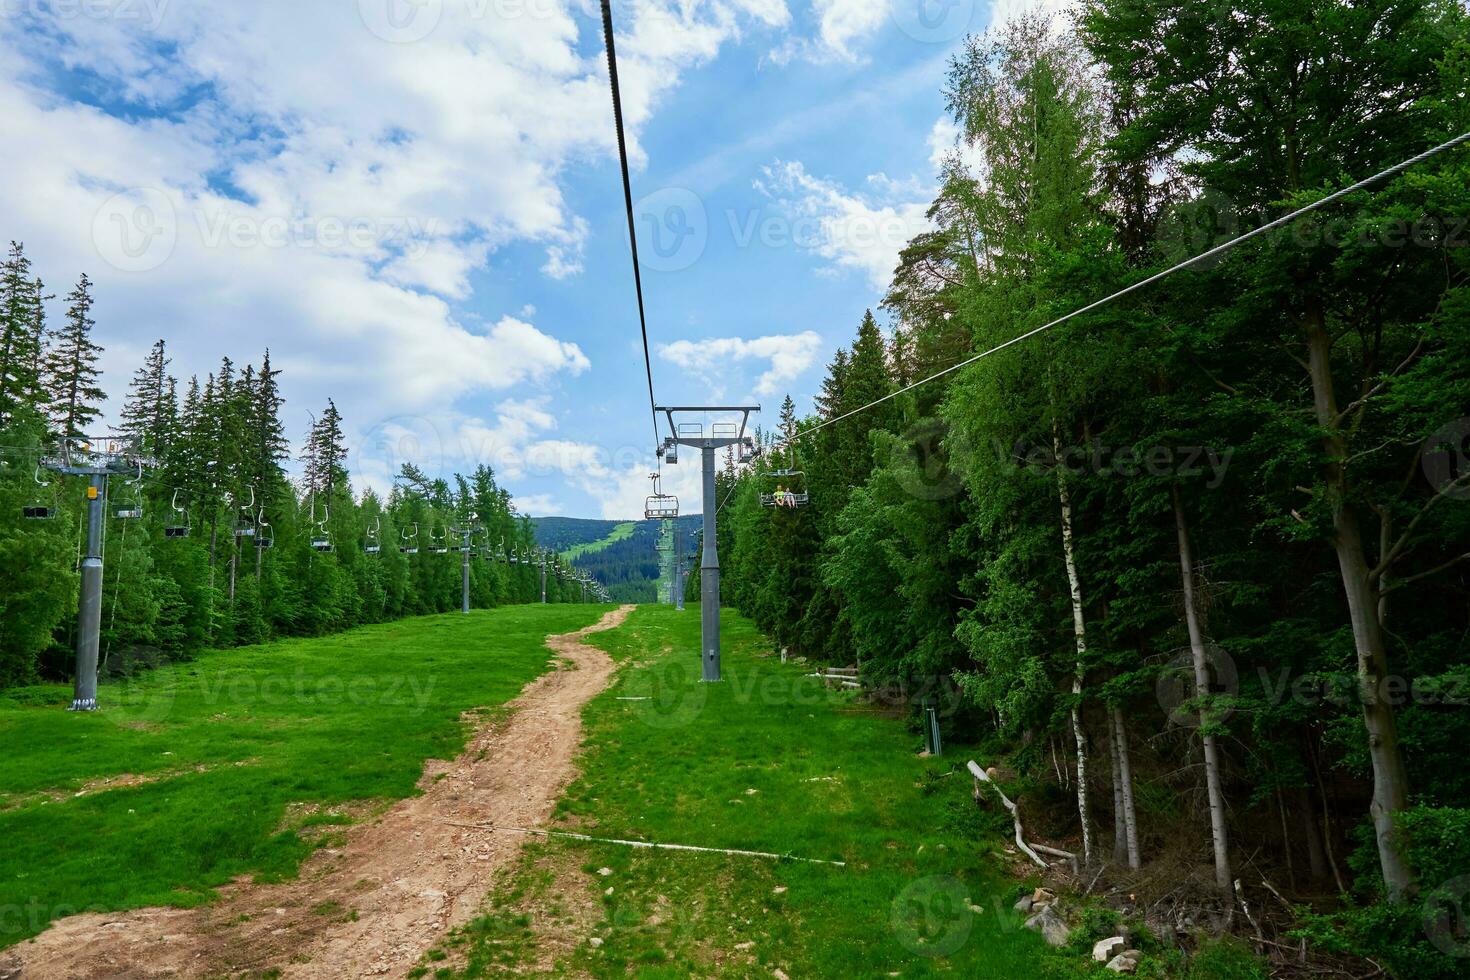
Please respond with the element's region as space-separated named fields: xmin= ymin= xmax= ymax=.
xmin=656 ymin=405 xmax=761 ymax=452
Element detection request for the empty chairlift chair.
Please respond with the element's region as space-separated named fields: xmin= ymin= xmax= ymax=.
xmin=400 ymin=523 xmax=420 ymax=555
xmin=23 ymin=463 xmax=56 ymax=520
xmin=114 ymin=464 xmax=144 ymax=520
xmin=164 ymin=489 xmax=191 ymax=538
xmin=310 ymin=503 xmax=334 ymax=553
xmin=256 ymin=514 xmax=275 ymax=550
xmin=644 ymin=472 xmax=679 ymax=520
xmin=365 ymin=517 xmax=381 ymax=554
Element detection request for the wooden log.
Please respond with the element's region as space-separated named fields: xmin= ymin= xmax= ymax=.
xmin=969 ymin=760 xmax=1049 ymax=869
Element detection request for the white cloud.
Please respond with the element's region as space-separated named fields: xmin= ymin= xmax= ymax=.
xmin=755 ymin=160 xmax=930 ymax=291
xmin=659 ymin=332 xmax=823 ymax=397
xmin=0 ymin=0 xmax=781 ymax=482
xmin=770 ymin=0 xmax=887 ymax=63
xmin=509 ymin=435 xmax=707 ymax=520
xmin=927 ymin=115 xmax=988 ymax=178
xmin=813 ymin=0 xmax=889 ymax=58
xmin=511 ymin=493 xmax=564 ymax=516
xmin=986 ymin=0 xmax=1076 ymax=35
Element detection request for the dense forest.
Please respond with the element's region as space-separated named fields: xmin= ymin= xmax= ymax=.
xmin=716 ymin=2 xmax=1470 ymax=974
xmin=0 ymin=249 xmax=595 ymax=690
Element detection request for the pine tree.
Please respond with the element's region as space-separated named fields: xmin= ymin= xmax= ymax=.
xmin=43 ymin=273 xmax=106 ymax=437
xmin=120 ymin=339 xmax=175 ymax=453
xmin=0 ymin=242 xmax=45 ymax=423
xmin=304 ymin=400 xmax=349 ymax=499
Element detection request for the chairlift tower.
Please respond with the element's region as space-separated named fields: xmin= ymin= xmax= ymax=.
xmin=674 ymin=523 xmax=686 ymax=612
xmin=656 ymin=406 xmax=758 ymax=682
xmin=449 ymin=515 xmax=482 ymax=614
xmin=41 ymin=437 xmax=155 ymax=712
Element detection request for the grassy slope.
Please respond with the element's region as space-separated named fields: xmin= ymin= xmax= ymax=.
xmin=436 ymin=606 xmax=1064 ymax=978
xmin=560 ymin=521 xmax=636 ymax=560
xmin=0 ymin=603 xmax=611 ymax=949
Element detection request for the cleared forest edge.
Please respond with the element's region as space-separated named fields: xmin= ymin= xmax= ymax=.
xmin=3 ymin=604 xmax=634 ymax=980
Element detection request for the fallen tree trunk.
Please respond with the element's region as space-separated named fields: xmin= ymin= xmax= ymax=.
xmin=969 ymin=760 xmax=1049 ymax=869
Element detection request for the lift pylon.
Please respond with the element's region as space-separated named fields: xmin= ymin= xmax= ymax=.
xmin=656 ymin=406 xmax=758 ymax=682
xmin=40 ymin=436 xmax=156 ymax=711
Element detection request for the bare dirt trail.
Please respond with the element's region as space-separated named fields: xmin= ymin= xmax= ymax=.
xmin=3 ymin=605 xmax=635 ymax=980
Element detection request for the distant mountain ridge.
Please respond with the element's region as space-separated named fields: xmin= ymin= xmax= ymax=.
xmin=530 ymin=516 xmax=701 ymax=603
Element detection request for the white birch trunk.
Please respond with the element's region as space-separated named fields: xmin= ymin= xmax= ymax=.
xmin=1172 ymin=485 xmax=1232 ymax=895
xmin=1054 ymin=429 xmax=1093 ymax=867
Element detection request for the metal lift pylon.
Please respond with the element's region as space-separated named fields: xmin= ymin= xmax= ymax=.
xmin=655 ymin=406 xmax=759 ymax=682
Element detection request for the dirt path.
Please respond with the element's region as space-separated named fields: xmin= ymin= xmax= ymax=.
xmin=3 ymin=605 xmax=634 ymax=980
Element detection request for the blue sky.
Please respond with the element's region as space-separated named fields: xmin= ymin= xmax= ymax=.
xmin=0 ymin=0 xmax=1053 ymax=517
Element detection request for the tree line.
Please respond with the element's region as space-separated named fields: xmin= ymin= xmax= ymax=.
xmin=0 ymin=242 xmax=588 ymax=691
xmin=718 ymin=2 xmax=1469 ymax=973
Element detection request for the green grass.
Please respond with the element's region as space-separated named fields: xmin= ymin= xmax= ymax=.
xmin=560 ymin=521 xmax=636 ymax=560
xmin=438 ymin=606 xmax=1072 ymax=977
xmin=0 ymin=603 xmax=613 ymax=949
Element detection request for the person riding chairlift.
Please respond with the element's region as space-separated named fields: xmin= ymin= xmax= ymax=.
xmin=774 ymin=484 xmax=797 ymax=508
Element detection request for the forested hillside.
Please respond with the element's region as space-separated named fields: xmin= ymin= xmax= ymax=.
xmin=534 ymin=516 xmax=701 ymax=603
xmin=716 ymin=3 xmax=1470 ymax=974
xmin=0 ymin=257 xmax=589 ymax=689
xmin=531 ymin=517 xmax=627 ymax=553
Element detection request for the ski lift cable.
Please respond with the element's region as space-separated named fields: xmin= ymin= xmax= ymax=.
xmin=773 ymin=129 xmax=1470 ymax=452
xmin=599 ymin=0 xmax=663 ymax=468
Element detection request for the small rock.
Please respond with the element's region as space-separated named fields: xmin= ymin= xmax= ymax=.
xmin=735 ymin=941 xmax=754 ymax=951
xmin=773 ymin=886 xmax=787 ymax=895
xmin=1013 ymin=895 xmax=1034 ymax=914
xmin=604 ymin=886 xmax=614 ymax=895
xmin=773 ymin=970 xmax=790 ymax=980
xmin=589 ymin=937 xmax=604 ymax=948
xmin=1023 ymin=905 xmax=1070 ymax=947
xmin=1093 ymin=936 xmax=1126 ymax=963
xmin=745 ymin=788 xmax=759 ymax=795
xmin=1105 ymin=953 xmax=1137 ymax=973
xmin=597 ymin=867 xmax=613 ymax=877
xmin=1031 ymin=887 xmax=1055 ymax=904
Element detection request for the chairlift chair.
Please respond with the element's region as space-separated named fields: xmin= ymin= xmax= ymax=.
xmin=400 ymin=523 xmax=420 ymax=554
xmin=256 ymin=514 xmax=275 ymax=550
xmin=366 ymin=517 xmax=382 ymax=554
xmin=431 ymin=526 xmax=449 ymax=555
xmin=310 ymin=503 xmax=334 ymax=553
xmin=114 ymin=463 xmax=144 ymax=519
xmin=164 ymin=489 xmax=191 ymax=538
xmin=23 ymin=463 xmax=56 ymax=520
xmin=644 ymin=472 xmax=679 ymax=520
xmin=759 ymin=469 xmax=809 ymax=509
xmin=232 ymin=488 xmax=257 ymax=538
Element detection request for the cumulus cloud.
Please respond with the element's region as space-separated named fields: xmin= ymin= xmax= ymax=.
xmin=658 ymin=332 xmax=824 ymax=397
xmin=987 ymin=0 xmax=1077 ymax=34
xmin=755 ymin=160 xmax=930 ymax=291
xmin=770 ymin=0 xmax=888 ymax=63
xmin=927 ymin=115 xmax=987 ymax=178
xmin=0 ymin=0 xmax=783 ymax=480
xmin=511 ymin=493 xmax=564 ymax=516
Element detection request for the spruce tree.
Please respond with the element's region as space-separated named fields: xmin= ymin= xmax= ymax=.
xmin=0 ymin=242 xmax=44 ymax=423
xmin=43 ymin=273 xmax=106 ymax=437
xmin=120 ymin=339 xmax=175 ymax=453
